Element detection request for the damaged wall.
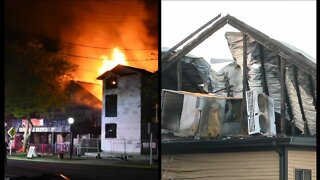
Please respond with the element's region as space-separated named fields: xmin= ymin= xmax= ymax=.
xmin=161 ymin=14 xmax=316 ymax=136
xmin=161 ymin=89 xmax=244 ymax=138
xmin=285 ymin=62 xmax=316 ymax=134
xmin=224 ymin=32 xmax=316 ymax=135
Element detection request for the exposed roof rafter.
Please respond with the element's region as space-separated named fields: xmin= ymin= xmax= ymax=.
xmin=227 ymin=15 xmax=316 ymax=79
xmin=162 ymin=14 xmax=316 ymax=80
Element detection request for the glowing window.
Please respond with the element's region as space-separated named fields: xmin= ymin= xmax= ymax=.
xmin=105 ymin=76 xmax=118 ymax=89
xmin=105 ymin=123 xmax=116 ymax=138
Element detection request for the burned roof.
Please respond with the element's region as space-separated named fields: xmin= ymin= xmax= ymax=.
xmin=66 ymin=80 xmax=102 ymax=110
xmin=162 ymin=14 xmax=316 ymax=79
xmin=161 ymin=50 xmax=222 ymax=93
xmin=161 ymin=14 xmax=316 ymax=138
xmin=224 ymin=32 xmax=316 ymax=135
xmin=97 ymin=64 xmax=152 ymax=80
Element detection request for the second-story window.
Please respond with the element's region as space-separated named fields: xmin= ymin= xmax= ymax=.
xmin=105 ymin=94 xmax=117 ymax=117
xmin=105 ymin=75 xmax=118 ymax=89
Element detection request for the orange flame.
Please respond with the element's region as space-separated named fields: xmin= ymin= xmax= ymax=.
xmin=98 ymin=47 xmax=127 ymax=75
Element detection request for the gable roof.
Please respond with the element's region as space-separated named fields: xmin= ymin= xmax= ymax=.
xmin=66 ymin=80 xmax=102 ymax=110
xmin=96 ymin=64 xmax=152 ymax=80
xmin=75 ymin=81 xmax=101 ymax=99
xmin=161 ymin=14 xmax=317 ymax=136
xmin=162 ymin=14 xmax=316 ymax=80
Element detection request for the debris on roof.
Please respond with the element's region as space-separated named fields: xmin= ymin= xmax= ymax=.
xmin=225 ymin=32 xmax=316 ymax=135
xmin=161 ymin=14 xmax=316 ymax=138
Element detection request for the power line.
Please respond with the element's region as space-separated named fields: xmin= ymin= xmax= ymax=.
xmin=57 ymin=52 xmax=157 ymax=61
xmin=79 ymin=8 xmax=148 ymax=17
xmin=79 ymin=18 xmax=147 ymax=24
xmin=57 ymin=40 xmax=157 ymax=51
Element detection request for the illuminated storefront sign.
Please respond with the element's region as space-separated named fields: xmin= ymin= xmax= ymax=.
xmin=19 ymin=127 xmax=56 ymax=132
xmin=22 ymin=119 xmax=44 ymax=127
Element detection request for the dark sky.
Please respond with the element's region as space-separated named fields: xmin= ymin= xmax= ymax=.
xmin=5 ymin=0 xmax=158 ymax=47
xmin=5 ymin=0 xmax=158 ymax=92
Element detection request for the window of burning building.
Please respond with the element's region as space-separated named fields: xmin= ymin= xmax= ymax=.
xmin=105 ymin=123 xmax=117 ymax=138
xmin=105 ymin=75 xmax=118 ymax=89
xmin=105 ymin=95 xmax=117 ymax=117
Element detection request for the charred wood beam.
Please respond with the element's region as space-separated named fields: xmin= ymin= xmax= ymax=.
xmin=286 ymin=88 xmax=295 ymax=135
xmin=293 ymin=66 xmax=308 ymax=135
xmin=224 ymin=73 xmax=232 ymax=97
xmin=304 ymin=121 xmax=308 ymax=135
xmin=162 ymin=14 xmax=221 ymax=61
xmin=277 ymin=55 xmax=281 ymax=72
xmin=177 ymin=61 xmax=182 ymax=90
xmin=308 ymin=74 xmax=316 ymax=110
xmin=242 ymin=34 xmax=249 ymax=96
xmin=258 ymin=44 xmax=269 ymax=96
xmin=227 ymin=15 xmax=316 ymax=79
xmin=278 ymin=55 xmax=293 ymax=121
xmin=278 ymin=58 xmax=294 ymax=135
xmin=162 ymin=15 xmax=228 ymax=72
xmin=280 ymin=57 xmax=286 ymax=135
xmin=285 ymin=83 xmax=294 ymax=123
xmin=242 ymin=34 xmax=248 ymax=131
xmin=213 ymin=85 xmax=234 ymax=94
xmin=278 ymin=53 xmax=293 ymax=122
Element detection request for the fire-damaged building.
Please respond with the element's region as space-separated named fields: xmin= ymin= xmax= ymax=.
xmin=5 ymin=80 xmax=102 ymax=154
xmin=97 ymin=65 xmax=158 ymax=155
xmin=161 ymin=14 xmax=316 ymax=180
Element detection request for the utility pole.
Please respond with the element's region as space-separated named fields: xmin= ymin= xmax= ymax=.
xmin=148 ymin=122 xmax=152 ymax=165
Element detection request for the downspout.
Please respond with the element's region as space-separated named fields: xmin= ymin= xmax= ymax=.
xmin=272 ymin=141 xmax=287 ymax=180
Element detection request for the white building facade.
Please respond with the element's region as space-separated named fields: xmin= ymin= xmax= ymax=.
xmin=97 ymin=65 xmax=152 ymax=154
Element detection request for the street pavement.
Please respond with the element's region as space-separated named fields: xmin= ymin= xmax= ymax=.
xmin=6 ymin=159 xmax=158 ymax=180
xmin=7 ymin=153 xmax=158 ymax=168
xmin=5 ymin=153 xmax=158 ymax=179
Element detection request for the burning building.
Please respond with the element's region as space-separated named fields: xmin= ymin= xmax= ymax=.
xmin=5 ymin=0 xmax=158 ymax=100
xmin=5 ymin=80 xmax=102 ymax=154
xmin=97 ymin=65 xmax=158 ymax=155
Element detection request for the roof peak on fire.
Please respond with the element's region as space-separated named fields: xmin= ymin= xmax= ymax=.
xmin=97 ymin=64 xmax=152 ymax=80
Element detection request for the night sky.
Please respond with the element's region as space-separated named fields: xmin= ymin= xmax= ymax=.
xmin=5 ymin=0 xmax=158 ymax=99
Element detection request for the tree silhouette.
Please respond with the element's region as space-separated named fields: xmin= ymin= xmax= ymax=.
xmin=5 ymin=40 xmax=77 ymax=152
